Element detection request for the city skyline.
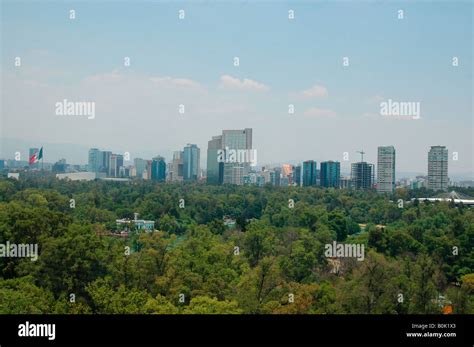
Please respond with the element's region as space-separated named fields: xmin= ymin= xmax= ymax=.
xmin=3 ymin=138 xmax=472 ymax=189
xmin=1 ymin=138 xmax=472 ymax=179
xmin=1 ymin=0 xmax=473 ymax=336
xmin=1 ymin=2 xmax=472 ymax=176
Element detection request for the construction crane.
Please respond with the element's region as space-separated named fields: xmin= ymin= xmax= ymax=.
xmin=357 ymin=150 xmax=365 ymax=162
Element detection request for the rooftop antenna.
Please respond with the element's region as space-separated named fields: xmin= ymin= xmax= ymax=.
xmin=357 ymin=150 xmax=365 ymax=162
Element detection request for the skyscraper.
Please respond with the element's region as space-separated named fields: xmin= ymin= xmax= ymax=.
xmin=134 ymin=158 xmax=148 ymax=178
xmin=206 ymin=128 xmax=253 ymax=185
xmin=320 ymin=161 xmax=341 ymax=188
xmin=271 ymin=168 xmax=281 ymax=186
xmin=222 ymin=128 xmax=253 ymax=185
xmin=351 ymin=162 xmax=375 ymax=189
xmin=151 ymin=156 xmax=166 ymax=181
xmin=169 ymin=151 xmax=184 ymax=182
xmin=183 ymin=144 xmax=200 ymax=181
xmin=428 ymin=146 xmax=448 ymax=191
xmin=302 ymin=160 xmax=317 ymax=186
xmin=207 ymin=135 xmax=223 ymax=184
xmin=109 ymin=154 xmax=118 ymax=177
xmin=146 ymin=160 xmax=152 ymax=180
xmin=293 ymin=165 xmax=301 ymax=186
xmin=108 ymin=154 xmax=123 ymax=177
xmin=88 ymin=148 xmax=102 ymax=173
xmin=377 ymin=146 xmax=396 ymax=194
xmin=117 ymin=154 xmax=124 ymax=176
xmin=230 ymin=166 xmax=245 ymax=185
xmin=101 ymin=151 xmax=112 ymax=174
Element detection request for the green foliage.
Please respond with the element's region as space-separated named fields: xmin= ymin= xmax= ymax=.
xmin=0 ymin=177 xmax=472 ymax=314
xmin=183 ymin=296 xmax=242 ymax=314
xmin=0 ymin=276 xmax=55 ymax=313
xmin=86 ymin=277 xmax=149 ymax=314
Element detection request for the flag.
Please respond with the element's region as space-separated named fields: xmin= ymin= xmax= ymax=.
xmin=29 ymin=147 xmax=43 ymax=165
xmin=29 ymin=150 xmax=38 ymax=165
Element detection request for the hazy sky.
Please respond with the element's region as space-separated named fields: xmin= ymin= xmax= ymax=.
xmin=1 ymin=1 xmax=472 ymax=175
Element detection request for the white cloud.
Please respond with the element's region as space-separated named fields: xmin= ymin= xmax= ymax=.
xmin=82 ymin=71 xmax=202 ymax=91
xmin=219 ymin=75 xmax=269 ymax=92
xmin=302 ymin=84 xmax=328 ymax=98
xmin=149 ymin=76 xmax=202 ymax=89
xmin=83 ymin=69 xmax=123 ymax=84
xmin=304 ymin=107 xmax=337 ymax=119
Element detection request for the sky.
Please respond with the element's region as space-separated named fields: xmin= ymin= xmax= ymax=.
xmin=1 ymin=0 xmax=473 ymax=177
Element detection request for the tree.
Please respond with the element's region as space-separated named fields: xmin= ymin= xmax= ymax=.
xmin=86 ymin=277 xmax=149 ymax=314
xmin=408 ymin=255 xmax=439 ymax=314
xmin=22 ymin=223 xmax=107 ymax=298
xmin=236 ymin=257 xmax=283 ymax=313
xmin=243 ymin=224 xmax=273 ymax=267
xmin=183 ymin=296 xmax=242 ymax=314
xmin=338 ymin=251 xmax=399 ymax=314
xmin=0 ymin=276 xmax=56 ymax=314
xmin=328 ymin=210 xmax=348 ymax=241
xmin=143 ymin=294 xmax=179 ymax=314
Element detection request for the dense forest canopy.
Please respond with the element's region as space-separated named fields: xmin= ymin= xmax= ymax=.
xmin=0 ymin=176 xmax=472 ymax=314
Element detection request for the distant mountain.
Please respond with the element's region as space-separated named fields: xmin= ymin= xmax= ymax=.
xmin=0 ymin=138 xmax=175 ymax=165
xmin=1 ymin=138 xmax=91 ymax=165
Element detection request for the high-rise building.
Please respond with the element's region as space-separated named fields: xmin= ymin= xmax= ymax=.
xmin=222 ymin=128 xmax=253 ymax=185
xmin=293 ymin=165 xmax=302 ymax=186
xmin=134 ymin=158 xmax=148 ymax=178
xmin=109 ymin=154 xmax=118 ymax=177
xmin=52 ymin=159 xmax=67 ymax=173
xmin=351 ymin=162 xmax=375 ymax=189
xmin=101 ymin=151 xmax=112 ymax=173
xmin=206 ymin=128 xmax=253 ymax=185
xmin=118 ymin=166 xmax=127 ymax=178
xmin=117 ymin=154 xmax=124 ymax=176
xmin=88 ymin=148 xmax=102 ymax=172
xmin=340 ymin=176 xmax=352 ymax=189
xmin=145 ymin=160 xmax=152 ymax=179
xmin=320 ymin=161 xmax=341 ymax=188
xmin=428 ymin=146 xmax=448 ymax=191
xmin=207 ymin=135 xmax=223 ymax=184
xmin=151 ymin=156 xmax=166 ymax=181
xmin=377 ymin=146 xmax=396 ymax=194
xmin=169 ymin=151 xmax=184 ymax=182
xmin=183 ymin=144 xmax=200 ymax=181
xmin=261 ymin=169 xmax=271 ymax=185
xmin=281 ymin=164 xmax=292 ymax=177
xmin=256 ymin=175 xmax=265 ymax=187
xmin=302 ymin=160 xmax=317 ymax=186
xmin=230 ymin=166 xmax=245 ymax=185
xmin=108 ymin=154 xmax=123 ymax=177
xmin=270 ymin=168 xmax=281 ymax=186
